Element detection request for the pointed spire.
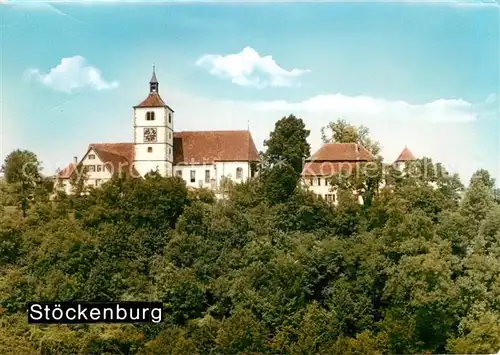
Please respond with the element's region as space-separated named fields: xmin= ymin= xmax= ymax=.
xmin=150 ymin=63 xmax=158 ymax=84
xmin=149 ymin=64 xmax=159 ymax=93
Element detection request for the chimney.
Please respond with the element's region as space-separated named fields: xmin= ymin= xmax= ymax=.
xmin=73 ymin=156 xmax=78 ymax=164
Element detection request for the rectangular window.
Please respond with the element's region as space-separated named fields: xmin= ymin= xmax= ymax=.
xmin=176 ymin=170 xmax=182 ymax=178
xmin=313 ymin=177 xmax=318 ymax=185
xmin=169 ymin=132 xmax=171 ymax=139
xmin=88 ymin=154 xmax=95 ymax=160
xmin=96 ymin=165 xmax=102 ymax=172
xmin=88 ymin=165 xmax=95 ymax=172
xmin=95 ymin=179 xmax=102 ymax=186
xmin=190 ymin=170 xmax=196 ymax=183
xmin=205 ymin=170 xmax=210 ymax=183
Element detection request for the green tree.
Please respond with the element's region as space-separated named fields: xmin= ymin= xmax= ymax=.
xmin=263 ymin=162 xmax=298 ymax=204
xmin=70 ymin=163 xmax=90 ymax=196
xmin=329 ymin=159 xmax=384 ymax=208
xmin=1 ymin=150 xmax=42 ymax=217
xmin=262 ymin=114 xmax=311 ymax=175
xmin=3 ymin=144 xmax=500 ymax=354
xmin=470 ymin=168 xmax=496 ymax=189
xmin=321 ymin=118 xmax=381 ymax=155
xmin=447 ymin=309 xmax=500 ymax=354
xmin=1 ymin=150 xmax=41 ymax=185
xmin=470 ymin=168 xmax=500 ymax=204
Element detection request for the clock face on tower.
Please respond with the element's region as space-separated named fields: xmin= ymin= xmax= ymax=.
xmin=143 ymin=128 xmax=157 ymax=142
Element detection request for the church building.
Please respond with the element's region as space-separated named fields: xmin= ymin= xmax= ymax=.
xmin=56 ymin=68 xmax=260 ymax=194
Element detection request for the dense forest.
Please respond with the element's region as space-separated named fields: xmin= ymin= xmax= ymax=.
xmin=1 ymin=116 xmax=499 ymax=354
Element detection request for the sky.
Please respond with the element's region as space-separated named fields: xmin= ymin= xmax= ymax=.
xmin=1 ymin=0 xmax=499 ymax=184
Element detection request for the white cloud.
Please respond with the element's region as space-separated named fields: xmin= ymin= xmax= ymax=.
xmin=27 ymin=85 xmax=497 ymax=185
xmin=254 ymin=94 xmax=477 ymax=123
xmin=196 ymin=47 xmax=310 ymax=88
xmin=26 ymin=56 xmax=119 ymax=93
xmin=164 ymin=90 xmax=497 ymax=184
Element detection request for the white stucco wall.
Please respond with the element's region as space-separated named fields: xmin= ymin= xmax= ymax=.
xmin=214 ymin=161 xmax=251 ymax=186
xmin=79 ymin=148 xmax=113 ymax=188
xmin=56 ymin=179 xmax=72 ymax=194
xmin=135 ymin=161 xmax=172 ymax=177
xmin=174 ymin=161 xmax=252 ymax=189
xmin=301 ymin=177 xmax=339 ymax=204
xmin=174 ymin=164 xmax=217 ymax=189
xmin=133 ymin=106 xmax=174 ymax=177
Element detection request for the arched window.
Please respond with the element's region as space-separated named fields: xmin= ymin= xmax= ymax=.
xmin=147 ymin=147 xmax=153 ymax=153
xmin=146 ymin=111 xmax=155 ymax=121
xmin=236 ymin=167 xmax=243 ymax=179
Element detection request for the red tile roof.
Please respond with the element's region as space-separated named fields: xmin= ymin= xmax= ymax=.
xmin=301 ymin=143 xmax=375 ymax=177
xmin=308 ymin=143 xmax=375 ymax=162
xmin=57 ymin=162 xmax=77 ymax=179
xmin=395 ymin=147 xmax=415 ymax=162
xmin=89 ymin=143 xmax=138 ymax=176
xmin=173 ymin=130 xmax=260 ymax=164
xmin=134 ymin=92 xmax=173 ymax=110
xmin=59 ymin=130 xmax=259 ymax=178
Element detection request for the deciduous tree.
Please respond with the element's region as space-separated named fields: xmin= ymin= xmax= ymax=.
xmin=321 ymin=118 xmax=381 ymax=155
xmin=262 ymin=114 xmax=311 ymax=175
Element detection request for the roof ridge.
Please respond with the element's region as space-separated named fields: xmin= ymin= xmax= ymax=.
xmin=134 ymin=92 xmax=168 ymax=108
xmin=175 ymin=129 xmax=250 ymax=133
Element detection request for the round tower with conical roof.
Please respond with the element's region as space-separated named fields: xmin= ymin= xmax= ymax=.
xmin=393 ymin=146 xmax=416 ymax=171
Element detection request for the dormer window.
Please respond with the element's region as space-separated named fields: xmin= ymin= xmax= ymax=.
xmin=146 ymin=111 xmax=155 ymax=121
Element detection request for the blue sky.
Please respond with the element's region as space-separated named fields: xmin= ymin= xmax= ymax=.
xmin=1 ymin=1 xmax=499 ymax=183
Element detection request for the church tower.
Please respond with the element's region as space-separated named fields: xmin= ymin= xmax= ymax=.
xmin=133 ymin=66 xmax=174 ymax=177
